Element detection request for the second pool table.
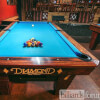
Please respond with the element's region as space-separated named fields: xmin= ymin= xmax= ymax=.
xmin=0 ymin=21 xmax=99 ymax=95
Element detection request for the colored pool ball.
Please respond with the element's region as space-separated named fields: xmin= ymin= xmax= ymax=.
xmin=31 ymin=38 xmax=34 ymax=42
xmin=24 ymin=43 xmax=27 ymax=47
xmin=27 ymin=42 xmax=32 ymax=47
xmin=39 ymin=43 xmax=43 ymax=47
xmin=31 ymin=43 xmax=35 ymax=47
xmin=24 ymin=38 xmax=42 ymax=47
xmin=35 ymin=42 xmax=39 ymax=47
xmin=27 ymin=40 xmax=32 ymax=44
xmin=34 ymin=41 xmax=37 ymax=45
xmin=36 ymin=41 xmax=40 ymax=46
xmin=26 ymin=40 xmax=30 ymax=44
xmin=34 ymin=39 xmax=36 ymax=41
xmin=32 ymin=24 xmax=34 ymax=27
xmin=37 ymin=41 xmax=40 ymax=45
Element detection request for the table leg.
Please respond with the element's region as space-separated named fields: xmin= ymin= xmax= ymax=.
xmin=0 ymin=76 xmax=12 ymax=95
xmin=54 ymin=74 xmax=75 ymax=95
xmin=89 ymin=32 xmax=98 ymax=50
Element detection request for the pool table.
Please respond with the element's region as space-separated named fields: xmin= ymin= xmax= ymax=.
xmin=0 ymin=21 xmax=99 ymax=95
xmin=89 ymin=24 xmax=100 ymax=50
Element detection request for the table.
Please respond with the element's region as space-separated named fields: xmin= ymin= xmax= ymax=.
xmin=0 ymin=21 xmax=99 ymax=95
xmin=89 ymin=24 xmax=100 ymax=49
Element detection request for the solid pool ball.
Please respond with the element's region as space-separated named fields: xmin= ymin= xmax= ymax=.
xmin=39 ymin=43 xmax=43 ymax=47
xmin=26 ymin=40 xmax=30 ymax=44
xmin=24 ymin=43 xmax=27 ymax=47
xmin=27 ymin=42 xmax=32 ymax=47
xmin=34 ymin=39 xmax=36 ymax=41
xmin=27 ymin=40 xmax=32 ymax=44
xmin=37 ymin=41 xmax=40 ymax=45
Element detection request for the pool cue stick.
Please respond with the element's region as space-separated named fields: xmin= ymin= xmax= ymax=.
xmin=30 ymin=0 xmax=31 ymax=19
xmin=32 ymin=0 xmax=33 ymax=19
xmin=82 ymin=0 xmax=89 ymax=23
xmin=89 ymin=0 xmax=97 ymax=22
xmin=39 ymin=0 xmax=42 ymax=21
xmin=31 ymin=0 xmax=33 ymax=12
xmin=73 ymin=0 xmax=79 ymax=21
xmin=33 ymin=2 xmax=36 ymax=21
xmin=30 ymin=0 xmax=32 ymax=19
xmin=74 ymin=0 xmax=79 ymax=21
xmin=40 ymin=11 xmax=42 ymax=21
xmin=78 ymin=0 xmax=81 ymax=22
xmin=31 ymin=0 xmax=33 ymax=19
xmin=69 ymin=2 xmax=73 ymax=21
xmin=23 ymin=0 xmax=26 ymax=20
xmin=25 ymin=0 xmax=27 ymax=16
xmin=80 ymin=0 xmax=84 ymax=23
xmin=25 ymin=0 xmax=27 ymax=19
xmin=27 ymin=0 xmax=30 ymax=19
xmin=33 ymin=4 xmax=35 ymax=21
xmin=85 ymin=0 xmax=90 ymax=23
xmin=88 ymin=0 xmax=92 ymax=22
xmin=58 ymin=0 xmax=60 ymax=12
xmin=82 ymin=0 xmax=86 ymax=23
xmin=26 ymin=0 xmax=28 ymax=19
xmin=32 ymin=0 xmax=34 ymax=20
xmin=70 ymin=0 xmax=77 ymax=21
xmin=37 ymin=10 xmax=38 ymax=21
xmin=38 ymin=11 xmax=40 ymax=21
xmin=29 ymin=0 xmax=30 ymax=11
xmin=92 ymin=0 xmax=97 ymax=22
xmin=33 ymin=10 xmax=34 ymax=21
xmin=40 ymin=0 xmax=42 ymax=21
xmin=80 ymin=0 xmax=85 ymax=23
xmin=28 ymin=0 xmax=29 ymax=11
xmin=86 ymin=0 xmax=90 ymax=23
xmin=41 ymin=0 xmax=42 ymax=11
xmin=34 ymin=9 xmax=36 ymax=21
xmin=72 ymin=1 xmax=77 ymax=21
xmin=78 ymin=0 xmax=82 ymax=23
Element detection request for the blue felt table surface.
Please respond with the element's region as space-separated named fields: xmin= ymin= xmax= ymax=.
xmin=0 ymin=21 xmax=81 ymax=57
xmin=97 ymin=24 xmax=100 ymax=26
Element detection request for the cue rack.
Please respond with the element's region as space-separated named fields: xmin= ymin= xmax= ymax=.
xmin=19 ymin=0 xmax=99 ymax=23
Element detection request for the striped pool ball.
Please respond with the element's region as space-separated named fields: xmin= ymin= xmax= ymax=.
xmin=31 ymin=42 xmax=35 ymax=47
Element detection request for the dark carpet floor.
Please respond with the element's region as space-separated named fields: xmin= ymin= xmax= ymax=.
xmin=56 ymin=23 xmax=100 ymax=43
xmin=56 ymin=23 xmax=92 ymax=36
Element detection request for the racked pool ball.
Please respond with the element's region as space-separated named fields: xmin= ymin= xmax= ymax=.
xmin=39 ymin=43 xmax=43 ymax=47
xmin=37 ymin=41 xmax=40 ymax=45
xmin=24 ymin=43 xmax=27 ymax=47
xmin=34 ymin=41 xmax=37 ymax=45
xmin=31 ymin=42 xmax=35 ymax=47
xmin=34 ymin=39 xmax=36 ymax=41
xmin=35 ymin=42 xmax=39 ymax=47
xmin=27 ymin=42 xmax=32 ymax=47
xmin=31 ymin=38 xmax=34 ymax=42
xmin=26 ymin=40 xmax=31 ymax=44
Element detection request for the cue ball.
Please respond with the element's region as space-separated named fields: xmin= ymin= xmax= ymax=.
xmin=32 ymin=24 xmax=34 ymax=27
